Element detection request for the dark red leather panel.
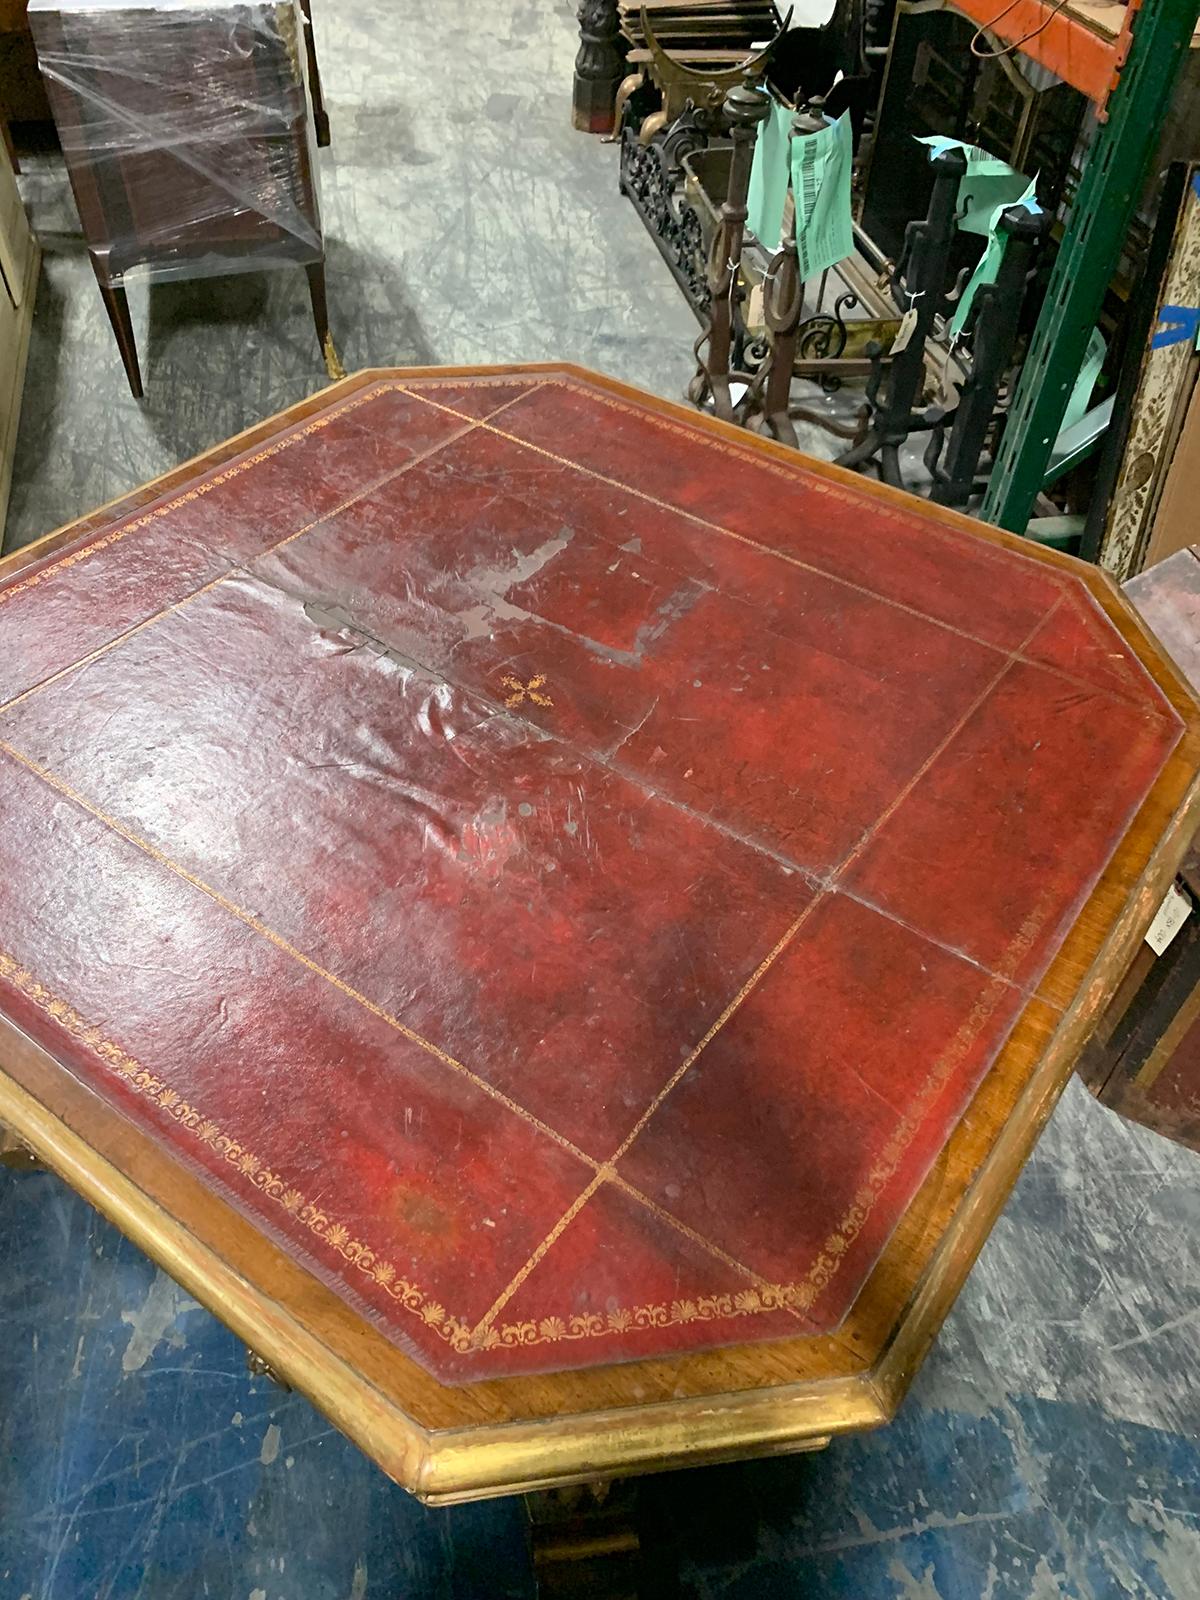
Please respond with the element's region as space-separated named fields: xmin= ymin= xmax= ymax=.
xmin=0 ymin=371 xmax=1181 ymax=1381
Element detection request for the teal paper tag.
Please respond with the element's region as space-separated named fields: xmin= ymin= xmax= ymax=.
xmin=916 ymin=136 xmax=1032 ymax=236
xmin=1061 ymin=326 xmax=1108 ymax=434
xmin=747 ymin=98 xmax=793 ymax=252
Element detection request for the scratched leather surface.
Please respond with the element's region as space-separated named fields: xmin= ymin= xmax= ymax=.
xmin=0 ymin=371 xmax=1182 ymax=1381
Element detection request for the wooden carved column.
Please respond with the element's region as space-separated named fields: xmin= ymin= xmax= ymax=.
xmin=572 ymin=0 xmax=625 ymax=134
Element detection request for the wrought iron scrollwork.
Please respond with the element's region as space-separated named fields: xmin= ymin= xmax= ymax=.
xmin=797 ymin=292 xmax=859 ymax=361
xmin=619 ymin=121 xmax=712 ymax=317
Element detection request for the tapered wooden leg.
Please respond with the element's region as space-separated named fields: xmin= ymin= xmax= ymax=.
xmin=97 ymin=280 xmax=143 ymax=398
xmin=298 ymin=0 xmax=330 ymax=146
xmin=306 ymin=260 xmax=344 ymax=380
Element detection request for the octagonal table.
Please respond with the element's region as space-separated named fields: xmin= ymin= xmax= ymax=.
xmin=0 ymin=365 xmax=1197 ymax=1513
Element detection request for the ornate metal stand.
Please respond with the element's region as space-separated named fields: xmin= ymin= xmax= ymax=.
xmin=834 ymin=144 xmax=967 ymax=487
xmin=688 ymin=80 xmax=771 ymax=424
xmin=926 ymin=204 xmax=1051 ymax=509
xmin=622 ymin=6 xmax=784 ymax=144
xmin=573 ymin=0 xmax=625 ymax=134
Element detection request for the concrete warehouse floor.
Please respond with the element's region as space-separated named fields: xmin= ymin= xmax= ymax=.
xmin=2 ymin=3 xmax=1199 ymax=1597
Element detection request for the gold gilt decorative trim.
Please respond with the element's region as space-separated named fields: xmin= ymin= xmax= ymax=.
xmin=0 ymin=938 xmax=1020 ymax=1359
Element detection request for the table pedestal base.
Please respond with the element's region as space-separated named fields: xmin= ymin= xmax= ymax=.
xmin=526 ymin=1481 xmax=648 ymax=1598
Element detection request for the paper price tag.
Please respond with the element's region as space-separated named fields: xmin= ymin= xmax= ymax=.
xmin=1145 ymin=881 xmax=1192 ymax=956
xmin=891 ymin=306 xmax=919 ymax=355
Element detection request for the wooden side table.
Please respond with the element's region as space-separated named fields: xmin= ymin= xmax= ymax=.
xmin=29 ymin=0 xmax=333 ymax=396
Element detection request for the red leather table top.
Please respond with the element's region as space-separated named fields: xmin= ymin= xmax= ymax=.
xmin=0 ymin=369 xmax=1182 ymax=1383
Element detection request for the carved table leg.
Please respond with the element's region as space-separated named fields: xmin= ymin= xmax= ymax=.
xmin=0 ymin=1124 xmax=45 ymax=1171
xmin=573 ymin=0 xmax=625 ymax=136
xmin=526 ymin=1481 xmax=643 ymax=1598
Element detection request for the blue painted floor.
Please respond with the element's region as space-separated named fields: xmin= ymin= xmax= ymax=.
xmin=3 ymin=1110 xmax=1199 ymax=1600
xmin=3 ymin=1 xmax=1199 ymax=1595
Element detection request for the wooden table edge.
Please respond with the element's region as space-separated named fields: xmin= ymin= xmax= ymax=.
xmin=0 ymin=1051 xmax=893 ymax=1502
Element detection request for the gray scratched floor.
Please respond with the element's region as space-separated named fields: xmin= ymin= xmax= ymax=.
xmin=2 ymin=2 xmax=1200 ymax=1597
xmin=3 ymin=0 xmax=701 ymax=553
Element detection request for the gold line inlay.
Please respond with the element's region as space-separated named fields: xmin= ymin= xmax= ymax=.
xmin=0 ymin=378 xmax=543 ymax=720
xmin=404 ymin=383 xmax=1171 ymax=722
xmin=471 ymin=599 xmax=1063 ymax=1333
xmin=0 ymin=380 xmax=1125 ymax=1365
xmin=0 ymin=741 xmax=595 ymax=1173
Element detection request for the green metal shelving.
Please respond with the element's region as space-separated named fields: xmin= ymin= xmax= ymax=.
xmin=980 ymin=0 xmax=1200 ymax=533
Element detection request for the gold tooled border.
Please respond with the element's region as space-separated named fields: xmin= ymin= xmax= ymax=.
xmin=0 ymin=385 xmax=388 ymax=606
xmin=0 ymin=938 xmax=1019 ymax=1360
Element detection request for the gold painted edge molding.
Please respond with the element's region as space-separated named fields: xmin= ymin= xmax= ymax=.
xmin=417 ymin=728 xmax=1200 ymax=1499
xmin=0 ymin=1063 xmax=427 ymax=1488
xmin=412 ymin=754 xmax=1200 ymax=1502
